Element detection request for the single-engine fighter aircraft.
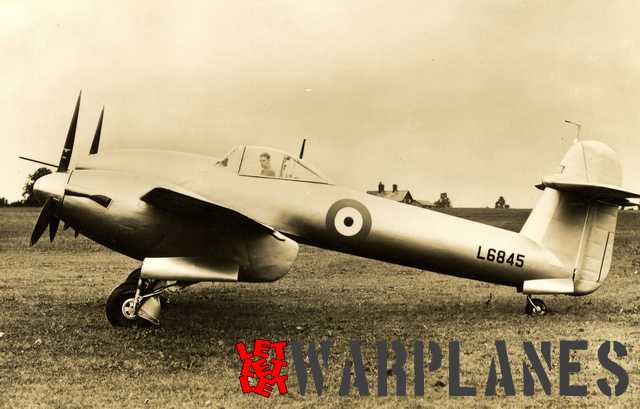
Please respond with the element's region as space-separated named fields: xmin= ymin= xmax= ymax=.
xmin=21 ymin=93 xmax=640 ymax=327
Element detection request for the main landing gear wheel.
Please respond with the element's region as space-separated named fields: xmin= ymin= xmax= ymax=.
xmin=125 ymin=268 xmax=141 ymax=284
xmin=525 ymin=296 xmax=547 ymax=316
xmin=106 ymin=268 xmax=180 ymax=327
xmin=106 ymin=282 xmax=151 ymax=327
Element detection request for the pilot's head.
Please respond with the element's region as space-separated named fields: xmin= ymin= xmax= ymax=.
xmin=259 ymin=152 xmax=271 ymax=168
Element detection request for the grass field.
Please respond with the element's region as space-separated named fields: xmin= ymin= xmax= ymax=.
xmin=2 ymin=207 xmax=640 ymax=408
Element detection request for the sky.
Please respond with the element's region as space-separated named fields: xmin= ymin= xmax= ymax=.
xmin=2 ymin=0 xmax=640 ymax=207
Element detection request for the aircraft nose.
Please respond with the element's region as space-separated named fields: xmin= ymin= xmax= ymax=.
xmin=33 ymin=172 xmax=67 ymax=200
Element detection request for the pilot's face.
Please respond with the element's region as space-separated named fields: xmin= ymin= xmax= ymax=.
xmin=260 ymin=156 xmax=270 ymax=168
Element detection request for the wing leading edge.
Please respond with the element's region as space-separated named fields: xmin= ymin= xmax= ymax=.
xmin=141 ymin=186 xmax=269 ymax=227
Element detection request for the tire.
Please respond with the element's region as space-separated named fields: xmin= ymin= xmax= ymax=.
xmin=125 ymin=268 xmax=141 ymax=284
xmin=105 ymin=282 xmax=150 ymax=327
xmin=525 ymin=298 xmax=547 ymax=316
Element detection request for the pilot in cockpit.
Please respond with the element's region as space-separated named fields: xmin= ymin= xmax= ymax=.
xmin=259 ymin=152 xmax=276 ymax=177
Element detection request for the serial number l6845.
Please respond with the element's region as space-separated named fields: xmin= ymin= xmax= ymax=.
xmin=476 ymin=246 xmax=525 ymax=268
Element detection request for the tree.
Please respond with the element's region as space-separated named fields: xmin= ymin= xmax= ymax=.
xmin=0 ymin=197 xmax=8 ymax=207
xmin=495 ymin=196 xmax=510 ymax=209
xmin=494 ymin=196 xmax=510 ymax=209
xmin=22 ymin=167 xmax=53 ymax=207
xmin=434 ymin=192 xmax=452 ymax=208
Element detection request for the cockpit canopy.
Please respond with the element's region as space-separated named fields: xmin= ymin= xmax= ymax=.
xmin=216 ymin=145 xmax=331 ymax=184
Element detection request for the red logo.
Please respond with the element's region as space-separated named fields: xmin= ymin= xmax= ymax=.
xmin=235 ymin=339 xmax=288 ymax=397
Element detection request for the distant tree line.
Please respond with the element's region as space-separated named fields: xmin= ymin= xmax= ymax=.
xmin=421 ymin=193 xmax=513 ymax=209
xmin=385 ymin=191 xmax=513 ymax=209
xmin=0 ymin=167 xmax=52 ymax=207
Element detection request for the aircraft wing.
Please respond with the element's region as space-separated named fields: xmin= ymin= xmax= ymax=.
xmin=141 ymin=186 xmax=282 ymax=236
xmin=140 ymin=186 xmax=298 ymax=282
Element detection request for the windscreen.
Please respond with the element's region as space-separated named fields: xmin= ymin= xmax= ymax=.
xmin=238 ymin=146 xmax=327 ymax=183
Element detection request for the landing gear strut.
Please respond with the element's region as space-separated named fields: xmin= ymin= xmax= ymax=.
xmin=105 ymin=278 xmax=150 ymax=327
xmin=106 ymin=269 xmax=162 ymax=327
xmin=106 ymin=268 xmax=186 ymax=327
xmin=525 ymin=296 xmax=547 ymax=316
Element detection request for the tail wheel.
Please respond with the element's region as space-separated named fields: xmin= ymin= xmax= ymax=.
xmin=105 ymin=282 xmax=150 ymax=327
xmin=525 ymin=297 xmax=547 ymax=316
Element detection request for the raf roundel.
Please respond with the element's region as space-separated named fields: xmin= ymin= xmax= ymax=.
xmin=326 ymin=199 xmax=372 ymax=241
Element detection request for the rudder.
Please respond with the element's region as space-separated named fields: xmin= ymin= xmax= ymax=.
xmin=521 ymin=141 xmax=635 ymax=295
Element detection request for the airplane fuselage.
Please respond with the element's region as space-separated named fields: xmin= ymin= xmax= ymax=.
xmin=27 ymin=94 xmax=631 ymax=325
xmin=57 ymin=149 xmax=570 ymax=288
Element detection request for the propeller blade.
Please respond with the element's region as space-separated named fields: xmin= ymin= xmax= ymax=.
xmin=89 ymin=107 xmax=104 ymax=155
xmin=18 ymin=156 xmax=57 ymax=168
xmin=30 ymin=197 xmax=57 ymax=246
xmin=58 ymin=91 xmax=81 ymax=172
xmin=49 ymin=218 xmax=60 ymax=242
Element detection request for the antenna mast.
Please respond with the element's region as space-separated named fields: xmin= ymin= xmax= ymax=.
xmin=299 ymin=138 xmax=307 ymax=159
xmin=564 ymin=120 xmax=582 ymax=143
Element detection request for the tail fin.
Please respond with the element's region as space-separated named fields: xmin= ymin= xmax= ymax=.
xmin=521 ymin=141 xmax=639 ymax=295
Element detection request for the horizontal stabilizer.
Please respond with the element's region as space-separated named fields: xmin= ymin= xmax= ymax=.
xmin=536 ymin=178 xmax=640 ymax=205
